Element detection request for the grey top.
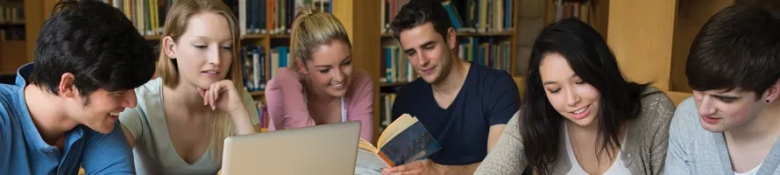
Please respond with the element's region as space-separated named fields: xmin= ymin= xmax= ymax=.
xmin=664 ymin=97 xmax=780 ymax=175
xmin=119 ymin=78 xmax=260 ymax=175
xmin=475 ymin=87 xmax=675 ymax=175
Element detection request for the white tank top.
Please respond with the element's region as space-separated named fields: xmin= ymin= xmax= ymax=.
xmin=565 ymin=123 xmax=631 ymax=175
xmin=303 ymin=88 xmax=347 ymax=122
xmin=734 ymin=163 xmax=762 ymax=175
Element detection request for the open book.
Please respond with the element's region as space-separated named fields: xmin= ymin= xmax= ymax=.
xmin=356 ymin=114 xmax=441 ymax=173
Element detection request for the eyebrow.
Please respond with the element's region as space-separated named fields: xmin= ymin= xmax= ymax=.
xmin=542 ymin=74 xmax=577 ymax=85
xmin=403 ymin=41 xmax=435 ymax=54
xmin=314 ymin=54 xmax=353 ymax=68
xmin=195 ymin=35 xmax=232 ymax=43
xmin=711 ymin=94 xmax=739 ymax=99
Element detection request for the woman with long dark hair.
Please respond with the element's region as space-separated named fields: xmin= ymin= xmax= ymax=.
xmin=475 ymin=18 xmax=675 ymax=175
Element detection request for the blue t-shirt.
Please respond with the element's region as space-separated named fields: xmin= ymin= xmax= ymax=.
xmin=391 ymin=63 xmax=520 ymax=165
xmin=0 ymin=63 xmax=135 ymax=175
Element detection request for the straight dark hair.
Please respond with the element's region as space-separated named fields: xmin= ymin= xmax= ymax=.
xmin=520 ymin=18 xmax=651 ymax=174
xmin=686 ymin=2 xmax=780 ymax=98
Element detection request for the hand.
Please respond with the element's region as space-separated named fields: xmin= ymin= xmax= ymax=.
xmin=197 ymin=80 xmax=244 ymax=113
xmin=381 ymin=159 xmax=441 ymax=175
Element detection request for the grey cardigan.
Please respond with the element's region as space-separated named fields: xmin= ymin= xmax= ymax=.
xmin=475 ymin=87 xmax=675 ymax=175
xmin=664 ymin=97 xmax=780 ymax=174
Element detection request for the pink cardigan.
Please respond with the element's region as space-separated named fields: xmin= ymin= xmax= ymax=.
xmin=265 ymin=68 xmax=374 ymax=141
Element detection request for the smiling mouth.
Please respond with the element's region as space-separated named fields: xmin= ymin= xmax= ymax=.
xmin=202 ymin=70 xmax=220 ymax=74
xmin=571 ymin=104 xmax=590 ymax=114
xmin=331 ymin=82 xmax=344 ymax=88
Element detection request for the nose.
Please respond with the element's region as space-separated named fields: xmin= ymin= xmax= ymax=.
xmin=207 ymin=47 xmax=221 ymax=66
xmin=412 ymin=52 xmax=430 ymax=67
xmin=697 ymin=96 xmax=716 ymax=116
xmin=331 ymin=67 xmax=345 ymax=83
xmin=565 ymin=88 xmax=581 ymax=107
xmin=122 ymin=90 xmax=137 ymax=108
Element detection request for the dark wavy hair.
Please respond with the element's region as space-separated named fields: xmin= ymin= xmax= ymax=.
xmin=520 ymin=18 xmax=652 ymax=174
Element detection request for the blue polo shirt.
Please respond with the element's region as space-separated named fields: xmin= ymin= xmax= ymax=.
xmin=391 ymin=63 xmax=520 ymax=165
xmin=0 ymin=63 xmax=135 ymax=175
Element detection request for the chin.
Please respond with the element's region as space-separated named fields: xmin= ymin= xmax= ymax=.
xmin=326 ymin=89 xmax=347 ymax=97
xmin=88 ymin=122 xmax=116 ymax=134
xmin=700 ymin=123 xmax=726 ymax=133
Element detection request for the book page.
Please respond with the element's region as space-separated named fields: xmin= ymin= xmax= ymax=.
xmin=378 ymin=114 xmax=418 ymax=148
xmin=358 ymin=138 xmax=379 ymax=153
xmin=355 ymin=149 xmax=390 ymax=175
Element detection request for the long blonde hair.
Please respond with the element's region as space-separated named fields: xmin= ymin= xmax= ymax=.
xmin=156 ymin=0 xmax=243 ymax=163
xmin=289 ymin=6 xmax=351 ymax=72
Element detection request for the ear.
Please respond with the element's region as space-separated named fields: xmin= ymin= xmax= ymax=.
xmin=58 ymin=73 xmax=78 ymax=98
xmin=763 ymin=80 xmax=780 ymax=103
xmin=296 ymin=59 xmax=309 ymax=74
xmin=162 ymin=36 xmax=178 ymax=59
xmin=446 ymin=27 xmax=457 ymax=50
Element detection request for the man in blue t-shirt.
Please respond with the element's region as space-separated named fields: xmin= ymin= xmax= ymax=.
xmin=382 ymin=0 xmax=520 ymax=174
xmin=0 ymin=0 xmax=157 ymax=174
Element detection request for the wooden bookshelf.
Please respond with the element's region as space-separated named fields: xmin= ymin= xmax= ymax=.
xmin=542 ymin=0 xmax=699 ymax=99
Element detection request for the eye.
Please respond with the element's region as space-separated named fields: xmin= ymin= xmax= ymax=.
xmin=717 ymin=97 xmax=737 ymax=103
xmin=575 ymin=81 xmax=586 ymax=85
xmin=221 ymin=45 xmax=233 ymax=50
xmin=194 ymin=45 xmax=207 ymax=49
xmin=423 ymin=45 xmax=435 ymax=50
xmin=406 ymin=51 xmax=416 ymax=57
xmin=319 ymin=68 xmax=330 ymax=73
xmin=548 ymin=88 xmax=561 ymax=94
xmin=341 ymin=60 xmax=352 ymax=66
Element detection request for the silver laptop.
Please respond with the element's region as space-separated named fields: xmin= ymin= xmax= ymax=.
xmin=221 ymin=121 xmax=362 ymax=175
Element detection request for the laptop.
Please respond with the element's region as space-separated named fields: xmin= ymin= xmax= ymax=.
xmin=221 ymin=121 xmax=362 ymax=175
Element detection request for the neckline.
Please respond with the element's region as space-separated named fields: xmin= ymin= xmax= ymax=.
xmin=714 ymin=131 xmax=780 ymax=174
xmin=565 ymin=122 xmax=628 ymax=174
xmin=158 ymin=78 xmax=212 ymax=166
xmin=426 ymin=63 xmax=475 ymax=111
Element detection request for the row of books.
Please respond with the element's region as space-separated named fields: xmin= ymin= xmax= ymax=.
xmin=546 ymin=0 xmax=592 ymax=24
xmin=378 ymin=93 xmax=397 ymax=133
xmin=0 ymin=4 xmax=24 ymax=24
xmin=234 ymin=0 xmax=332 ymax=35
xmin=381 ymin=45 xmax=414 ymax=84
xmin=240 ymin=45 xmax=290 ymax=92
xmin=380 ymin=0 xmax=514 ymax=34
xmin=99 ymin=0 xmax=168 ymax=36
xmin=98 ymin=0 xmax=333 ymax=37
xmin=254 ymin=100 xmax=271 ymax=129
xmin=458 ymin=37 xmax=512 ymax=72
xmin=0 ymin=27 xmax=24 ymax=40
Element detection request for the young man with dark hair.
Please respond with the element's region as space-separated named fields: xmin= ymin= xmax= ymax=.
xmin=383 ymin=0 xmax=520 ymax=174
xmin=0 ymin=0 xmax=157 ymax=174
xmin=665 ymin=2 xmax=780 ymax=174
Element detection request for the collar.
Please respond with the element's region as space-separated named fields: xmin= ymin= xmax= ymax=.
xmin=15 ymin=63 xmax=85 ymax=152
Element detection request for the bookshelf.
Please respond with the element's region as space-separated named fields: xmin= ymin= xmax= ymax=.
xmin=0 ymin=0 xmax=26 ymax=74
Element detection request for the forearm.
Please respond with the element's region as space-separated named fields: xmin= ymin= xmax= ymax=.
xmin=229 ymin=108 xmax=257 ymax=135
xmin=437 ymin=162 xmax=480 ymax=175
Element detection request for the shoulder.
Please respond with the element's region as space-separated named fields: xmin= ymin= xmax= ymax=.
xmin=135 ymin=78 xmax=163 ymax=98
xmin=669 ymin=97 xmax=701 ymax=132
xmin=350 ymin=69 xmax=374 ymax=87
xmin=120 ymin=78 xmax=163 ymax=122
xmin=471 ymin=64 xmax=515 ymax=86
xmin=396 ymin=78 xmax=427 ymax=99
xmin=637 ymin=86 xmax=676 ymax=124
xmin=0 ymin=84 xmax=22 ymax=128
xmin=268 ymin=68 xmax=301 ymax=86
xmin=346 ymin=69 xmax=374 ymax=99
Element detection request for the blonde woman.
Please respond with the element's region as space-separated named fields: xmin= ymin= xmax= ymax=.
xmin=119 ymin=0 xmax=259 ymax=174
xmin=265 ymin=7 xmax=375 ymax=141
